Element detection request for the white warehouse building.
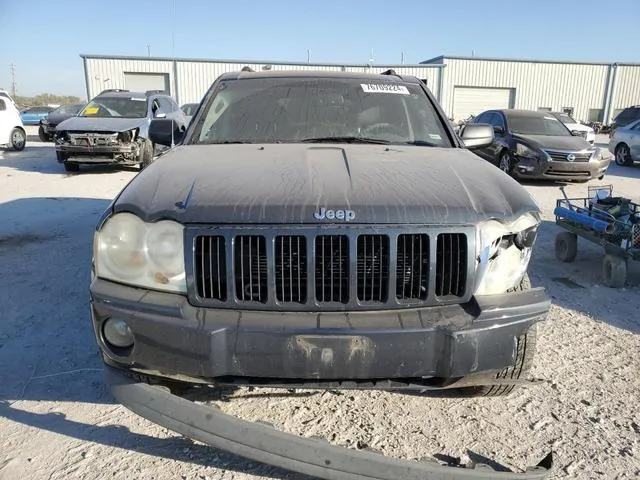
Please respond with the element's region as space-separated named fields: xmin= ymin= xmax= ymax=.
xmin=81 ymin=53 xmax=640 ymax=124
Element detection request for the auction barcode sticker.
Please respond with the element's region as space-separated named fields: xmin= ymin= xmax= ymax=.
xmin=361 ymin=84 xmax=410 ymax=95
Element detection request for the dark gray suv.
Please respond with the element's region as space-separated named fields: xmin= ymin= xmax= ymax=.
xmin=91 ymin=70 xmax=552 ymax=479
xmin=55 ymin=89 xmax=186 ymax=172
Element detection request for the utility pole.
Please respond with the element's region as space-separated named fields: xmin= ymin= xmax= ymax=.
xmin=9 ymin=63 xmax=16 ymax=97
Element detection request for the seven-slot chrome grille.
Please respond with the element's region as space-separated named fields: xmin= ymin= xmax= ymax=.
xmin=190 ymin=226 xmax=474 ymax=311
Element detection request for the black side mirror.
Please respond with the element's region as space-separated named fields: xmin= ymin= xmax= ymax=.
xmin=148 ymin=119 xmax=184 ymax=147
xmin=493 ymin=125 xmax=504 ymax=135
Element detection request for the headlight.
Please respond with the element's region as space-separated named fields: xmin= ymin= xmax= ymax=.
xmin=475 ymin=213 xmax=539 ymax=295
xmin=515 ymin=143 xmax=539 ymax=158
xmin=117 ymin=129 xmax=137 ymax=143
xmin=94 ymin=213 xmax=186 ymax=293
xmin=592 ymin=147 xmax=610 ymax=161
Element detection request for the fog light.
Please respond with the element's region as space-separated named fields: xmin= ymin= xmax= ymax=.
xmin=103 ymin=318 xmax=134 ymax=348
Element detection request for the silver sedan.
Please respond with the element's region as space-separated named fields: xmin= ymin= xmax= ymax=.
xmin=609 ymin=118 xmax=640 ymax=166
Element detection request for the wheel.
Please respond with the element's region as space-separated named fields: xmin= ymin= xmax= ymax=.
xmin=138 ymin=139 xmax=154 ymax=169
xmin=455 ymin=274 xmax=537 ymax=397
xmin=614 ymin=143 xmax=633 ymax=166
xmin=555 ymin=232 xmax=578 ymax=262
xmin=38 ymin=125 xmax=51 ymax=142
xmin=498 ymin=150 xmax=513 ymax=175
xmin=63 ymin=162 xmax=79 ymax=172
xmin=602 ymin=254 xmax=627 ymax=288
xmin=10 ymin=128 xmax=26 ymax=151
xmin=56 ymin=151 xmax=68 ymax=163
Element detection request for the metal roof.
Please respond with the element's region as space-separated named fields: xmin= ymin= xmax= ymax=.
xmin=421 ymin=55 xmax=640 ymax=67
xmin=80 ymin=53 xmax=443 ymax=69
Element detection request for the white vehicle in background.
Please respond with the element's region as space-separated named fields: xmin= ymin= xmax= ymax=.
xmin=550 ymin=112 xmax=596 ymax=145
xmin=0 ymin=94 xmax=26 ymax=151
xmin=608 ymin=118 xmax=640 ymax=166
xmin=0 ymin=89 xmax=16 ymax=105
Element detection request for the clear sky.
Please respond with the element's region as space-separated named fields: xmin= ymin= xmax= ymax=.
xmin=0 ymin=0 xmax=637 ymax=97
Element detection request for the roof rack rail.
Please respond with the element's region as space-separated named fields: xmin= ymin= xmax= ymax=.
xmin=145 ymin=89 xmax=168 ymax=96
xmin=240 ymin=66 xmax=255 ymax=72
xmin=98 ymin=88 xmax=129 ymax=95
xmin=380 ymin=69 xmax=401 ymax=78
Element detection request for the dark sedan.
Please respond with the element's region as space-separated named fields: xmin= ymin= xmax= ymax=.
xmin=470 ymin=109 xmax=611 ymax=182
xmin=39 ymin=103 xmax=85 ymax=141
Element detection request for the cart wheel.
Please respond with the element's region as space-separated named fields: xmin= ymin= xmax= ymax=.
xmin=555 ymin=232 xmax=578 ymax=262
xmin=602 ymin=254 xmax=627 ymax=288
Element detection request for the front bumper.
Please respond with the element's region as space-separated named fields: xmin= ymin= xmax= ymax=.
xmin=106 ymin=365 xmax=553 ymax=479
xmin=514 ymin=156 xmax=610 ymax=181
xmin=56 ymin=143 xmax=139 ymax=163
xmin=91 ymin=278 xmax=550 ymax=384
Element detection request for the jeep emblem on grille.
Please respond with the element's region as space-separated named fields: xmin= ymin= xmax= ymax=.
xmin=567 ymin=154 xmax=576 ymax=162
xmin=314 ymin=208 xmax=356 ymax=222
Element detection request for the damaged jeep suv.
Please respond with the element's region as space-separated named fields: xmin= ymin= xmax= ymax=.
xmin=55 ymin=89 xmax=186 ymax=172
xmin=92 ymin=71 xmax=551 ymax=478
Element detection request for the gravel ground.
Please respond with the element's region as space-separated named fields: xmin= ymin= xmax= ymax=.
xmin=0 ymin=130 xmax=639 ymax=479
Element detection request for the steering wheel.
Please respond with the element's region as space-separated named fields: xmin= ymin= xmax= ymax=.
xmin=361 ymin=122 xmax=406 ymax=138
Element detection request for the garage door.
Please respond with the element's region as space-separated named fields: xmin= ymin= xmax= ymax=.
xmin=124 ymin=73 xmax=170 ymax=93
xmin=452 ymin=87 xmax=514 ymax=122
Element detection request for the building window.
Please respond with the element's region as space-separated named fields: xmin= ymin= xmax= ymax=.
xmin=562 ymin=107 xmax=574 ymax=116
xmin=537 ymin=107 xmax=552 ymax=112
xmin=588 ymin=109 xmax=604 ymax=123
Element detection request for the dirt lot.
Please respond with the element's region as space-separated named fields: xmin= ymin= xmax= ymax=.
xmin=1 ymin=128 xmax=639 ymax=480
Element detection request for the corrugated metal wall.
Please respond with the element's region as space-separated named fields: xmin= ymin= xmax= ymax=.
xmin=610 ymin=65 xmax=640 ymax=115
xmin=441 ymin=58 xmax=610 ymax=122
xmin=85 ymin=58 xmax=174 ymax=100
xmin=84 ymin=56 xmax=442 ymax=106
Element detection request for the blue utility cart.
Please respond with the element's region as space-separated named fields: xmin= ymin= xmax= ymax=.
xmin=554 ymin=185 xmax=640 ymax=287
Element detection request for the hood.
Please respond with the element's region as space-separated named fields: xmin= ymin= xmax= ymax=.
xmin=114 ymin=144 xmax=539 ymax=225
xmin=46 ymin=111 xmax=77 ymax=126
xmin=513 ymin=133 xmax=592 ymax=151
xmin=562 ymin=123 xmax=593 ymax=133
xmin=56 ymin=116 xmax=147 ymax=133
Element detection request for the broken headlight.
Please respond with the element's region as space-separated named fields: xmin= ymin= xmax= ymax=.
xmin=474 ymin=213 xmax=539 ymax=296
xmin=117 ymin=129 xmax=137 ymax=143
xmin=94 ymin=213 xmax=186 ymax=293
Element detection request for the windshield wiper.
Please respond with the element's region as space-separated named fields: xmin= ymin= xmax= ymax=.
xmin=205 ymin=140 xmax=255 ymax=144
xmin=300 ymin=136 xmax=391 ymax=144
xmin=403 ymin=140 xmax=438 ymax=147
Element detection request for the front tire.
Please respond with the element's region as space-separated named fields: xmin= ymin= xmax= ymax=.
xmin=63 ymin=162 xmax=79 ymax=172
xmin=498 ymin=150 xmax=514 ymax=176
xmin=455 ymin=274 xmax=537 ymax=397
xmin=602 ymin=254 xmax=626 ymax=288
xmin=615 ymin=143 xmax=633 ymax=166
xmin=138 ymin=140 xmax=154 ymax=170
xmin=38 ymin=126 xmax=51 ymax=142
xmin=10 ymin=128 xmax=26 ymax=151
xmin=555 ymin=232 xmax=578 ymax=262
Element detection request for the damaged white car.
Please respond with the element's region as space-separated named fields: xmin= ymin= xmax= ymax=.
xmin=55 ymin=89 xmax=186 ymax=172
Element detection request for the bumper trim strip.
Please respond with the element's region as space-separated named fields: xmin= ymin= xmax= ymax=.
xmin=106 ymin=366 xmax=552 ymax=479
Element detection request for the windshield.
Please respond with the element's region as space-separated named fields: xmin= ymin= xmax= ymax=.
xmin=80 ymin=97 xmax=147 ymax=118
xmin=191 ymin=77 xmax=451 ymax=147
xmin=615 ymin=108 xmax=640 ymax=125
xmin=555 ymin=113 xmax=576 ymax=124
xmin=508 ymin=114 xmax=571 ymax=136
xmin=54 ymin=104 xmax=84 ymax=115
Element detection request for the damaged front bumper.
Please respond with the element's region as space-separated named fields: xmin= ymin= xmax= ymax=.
xmin=55 ymin=143 xmax=140 ymax=163
xmin=106 ymin=366 xmax=553 ymax=479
